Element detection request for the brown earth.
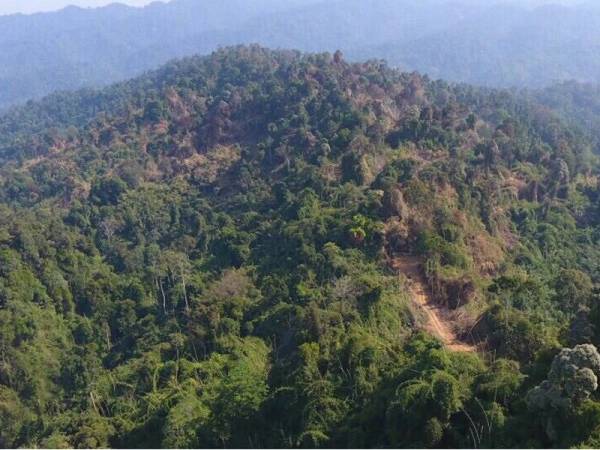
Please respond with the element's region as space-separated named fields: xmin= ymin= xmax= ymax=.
xmin=391 ymin=256 xmax=476 ymax=352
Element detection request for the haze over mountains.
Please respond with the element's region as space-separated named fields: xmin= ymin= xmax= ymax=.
xmin=2 ymin=0 xmax=600 ymax=110
xmin=0 ymin=0 xmax=153 ymax=15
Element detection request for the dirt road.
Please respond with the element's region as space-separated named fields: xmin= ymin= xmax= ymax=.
xmin=392 ymin=256 xmax=475 ymax=352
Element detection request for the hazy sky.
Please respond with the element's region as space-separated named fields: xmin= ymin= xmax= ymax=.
xmin=0 ymin=0 xmax=589 ymax=16
xmin=0 ymin=0 xmax=157 ymax=15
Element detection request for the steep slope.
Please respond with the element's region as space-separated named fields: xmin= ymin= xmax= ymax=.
xmin=1 ymin=46 xmax=600 ymax=448
xmin=392 ymin=256 xmax=476 ymax=352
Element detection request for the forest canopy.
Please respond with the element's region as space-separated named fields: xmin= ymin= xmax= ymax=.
xmin=1 ymin=46 xmax=600 ymax=448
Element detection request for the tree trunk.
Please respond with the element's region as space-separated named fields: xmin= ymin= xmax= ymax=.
xmin=159 ymin=278 xmax=167 ymax=314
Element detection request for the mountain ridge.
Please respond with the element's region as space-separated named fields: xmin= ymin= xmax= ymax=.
xmin=3 ymin=0 xmax=600 ymax=110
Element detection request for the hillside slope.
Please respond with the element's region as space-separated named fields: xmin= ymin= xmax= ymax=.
xmin=1 ymin=46 xmax=600 ymax=448
xmin=392 ymin=256 xmax=476 ymax=352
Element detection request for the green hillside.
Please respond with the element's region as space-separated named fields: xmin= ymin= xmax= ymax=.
xmin=1 ymin=46 xmax=600 ymax=448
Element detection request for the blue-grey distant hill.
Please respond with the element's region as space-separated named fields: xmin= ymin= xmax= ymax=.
xmin=2 ymin=0 xmax=600 ymax=109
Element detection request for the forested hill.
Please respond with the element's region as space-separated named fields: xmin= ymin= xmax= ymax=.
xmin=3 ymin=0 xmax=600 ymax=110
xmin=2 ymin=46 xmax=600 ymax=448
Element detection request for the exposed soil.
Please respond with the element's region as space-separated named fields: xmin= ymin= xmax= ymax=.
xmin=391 ymin=256 xmax=476 ymax=352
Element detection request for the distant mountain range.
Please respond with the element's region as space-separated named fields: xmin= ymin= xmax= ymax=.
xmin=2 ymin=0 xmax=600 ymax=110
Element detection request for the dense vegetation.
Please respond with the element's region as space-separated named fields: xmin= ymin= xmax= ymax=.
xmin=534 ymin=80 xmax=600 ymax=154
xmin=3 ymin=0 xmax=600 ymax=110
xmin=2 ymin=46 xmax=600 ymax=448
